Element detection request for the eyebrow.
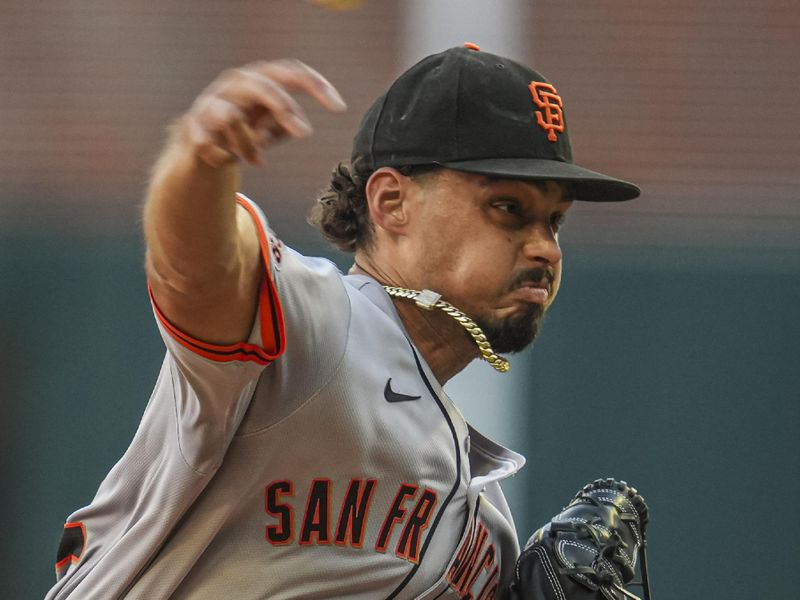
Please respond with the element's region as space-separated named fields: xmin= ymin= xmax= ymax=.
xmin=481 ymin=177 xmax=575 ymax=203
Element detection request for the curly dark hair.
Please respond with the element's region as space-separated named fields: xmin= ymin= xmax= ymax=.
xmin=308 ymin=157 xmax=440 ymax=253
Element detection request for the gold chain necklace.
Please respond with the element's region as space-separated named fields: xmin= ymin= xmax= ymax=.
xmin=382 ymin=286 xmax=511 ymax=373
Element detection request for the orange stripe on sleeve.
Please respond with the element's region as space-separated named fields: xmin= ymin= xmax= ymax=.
xmin=148 ymin=194 xmax=286 ymax=366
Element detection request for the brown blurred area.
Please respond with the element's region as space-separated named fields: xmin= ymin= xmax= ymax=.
xmin=2 ymin=0 xmax=797 ymax=246
xmin=530 ymin=0 xmax=800 ymax=247
xmin=0 ymin=1 xmax=403 ymax=233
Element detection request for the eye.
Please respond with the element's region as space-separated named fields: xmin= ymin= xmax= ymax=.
xmin=550 ymin=213 xmax=566 ymax=233
xmin=491 ymin=198 xmax=522 ymax=215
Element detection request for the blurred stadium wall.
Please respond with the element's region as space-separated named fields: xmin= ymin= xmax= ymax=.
xmin=1 ymin=2 xmax=798 ymax=598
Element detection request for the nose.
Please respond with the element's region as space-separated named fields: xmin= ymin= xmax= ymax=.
xmin=521 ymin=224 xmax=562 ymax=266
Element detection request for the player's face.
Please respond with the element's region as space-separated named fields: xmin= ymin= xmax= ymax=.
xmin=408 ymin=170 xmax=572 ymax=353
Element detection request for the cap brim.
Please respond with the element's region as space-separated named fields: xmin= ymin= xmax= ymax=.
xmin=436 ymin=158 xmax=640 ymax=202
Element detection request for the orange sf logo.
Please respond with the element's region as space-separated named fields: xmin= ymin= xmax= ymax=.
xmin=528 ymin=81 xmax=564 ymax=142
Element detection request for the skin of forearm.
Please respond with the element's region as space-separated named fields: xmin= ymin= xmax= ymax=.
xmin=144 ymin=119 xmax=245 ymax=294
xmin=143 ymin=119 xmax=262 ymax=344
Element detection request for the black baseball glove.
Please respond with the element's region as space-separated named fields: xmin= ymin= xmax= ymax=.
xmin=507 ymin=478 xmax=651 ymax=600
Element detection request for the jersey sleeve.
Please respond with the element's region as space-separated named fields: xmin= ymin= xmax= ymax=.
xmin=149 ymin=194 xmax=285 ymax=367
xmin=147 ymin=193 xmax=351 ymax=470
xmin=46 ymin=195 xmax=353 ymax=597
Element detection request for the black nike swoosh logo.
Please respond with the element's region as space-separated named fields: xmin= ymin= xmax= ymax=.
xmin=384 ymin=378 xmax=422 ymax=403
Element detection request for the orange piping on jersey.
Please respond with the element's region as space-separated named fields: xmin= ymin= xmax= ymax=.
xmin=236 ymin=193 xmax=287 ymax=358
xmin=148 ymin=195 xmax=286 ymax=365
xmin=54 ymin=521 xmax=86 ymax=573
xmin=149 ymin=283 xmax=279 ymax=365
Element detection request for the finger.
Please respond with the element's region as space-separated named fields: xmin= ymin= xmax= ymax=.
xmin=186 ymin=118 xmax=236 ymax=168
xmin=186 ymin=98 xmax=256 ymax=167
xmin=189 ymin=98 xmax=252 ymax=162
xmin=250 ymin=60 xmax=347 ymax=113
xmin=248 ymin=121 xmax=292 ymax=153
xmin=216 ymin=73 xmax=314 ymax=138
xmin=225 ymin=117 xmax=263 ymax=166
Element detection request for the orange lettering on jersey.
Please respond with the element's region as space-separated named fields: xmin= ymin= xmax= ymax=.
xmin=375 ymin=483 xmax=418 ymax=553
xmin=448 ymin=521 xmax=490 ymax=595
xmin=396 ymin=488 xmax=438 ymax=563
xmin=265 ymin=480 xmax=294 ymax=545
xmin=528 ymin=81 xmax=564 ymax=142
xmin=263 ymin=478 xmax=441 ymax=564
xmin=299 ymin=479 xmax=332 ymax=545
xmin=334 ymin=478 xmax=377 ymax=548
xmin=476 ymin=566 xmax=500 ymax=600
xmin=464 ymin=543 xmax=496 ymax=594
xmin=448 ymin=513 xmax=503 ymax=599
xmin=448 ymin=518 xmax=476 ymax=579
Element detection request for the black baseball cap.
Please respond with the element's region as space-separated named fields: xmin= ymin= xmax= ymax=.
xmin=352 ymin=44 xmax=640 ymax=202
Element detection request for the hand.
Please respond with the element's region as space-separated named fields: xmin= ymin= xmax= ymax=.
xmin=183 ymin=60 xmax=347 ymax=168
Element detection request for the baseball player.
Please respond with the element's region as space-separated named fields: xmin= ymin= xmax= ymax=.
xmin=46 ymin=45 xmax=640 ymax=599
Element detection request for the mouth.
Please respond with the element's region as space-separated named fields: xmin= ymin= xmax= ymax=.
xmin=512 ymin=280 xmax=551 ymax=305
xmin=503 ymin=267 xmax=556 ymax=307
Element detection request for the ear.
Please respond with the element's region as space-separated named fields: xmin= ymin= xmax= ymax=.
xmin=365 ymin=167 xmax=412 ymax=236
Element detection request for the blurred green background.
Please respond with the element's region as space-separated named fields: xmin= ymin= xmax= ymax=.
xmin=2 ymin=1 xmax=799 ymax=598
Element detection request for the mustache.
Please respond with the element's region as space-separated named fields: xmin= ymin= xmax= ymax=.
xmin=508 ymin=267 xmax=555 ymax=290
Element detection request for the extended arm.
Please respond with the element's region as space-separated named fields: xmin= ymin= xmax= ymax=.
xmin=143 ymin=60 xmax=346 ymax=345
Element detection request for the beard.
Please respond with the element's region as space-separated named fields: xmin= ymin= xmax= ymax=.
xmin=474 ymin=302 xmax=545 ymax=354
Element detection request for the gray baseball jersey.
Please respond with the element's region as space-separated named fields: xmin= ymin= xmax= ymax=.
xmin=46 ymin=195 xmax=526 ymax=599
